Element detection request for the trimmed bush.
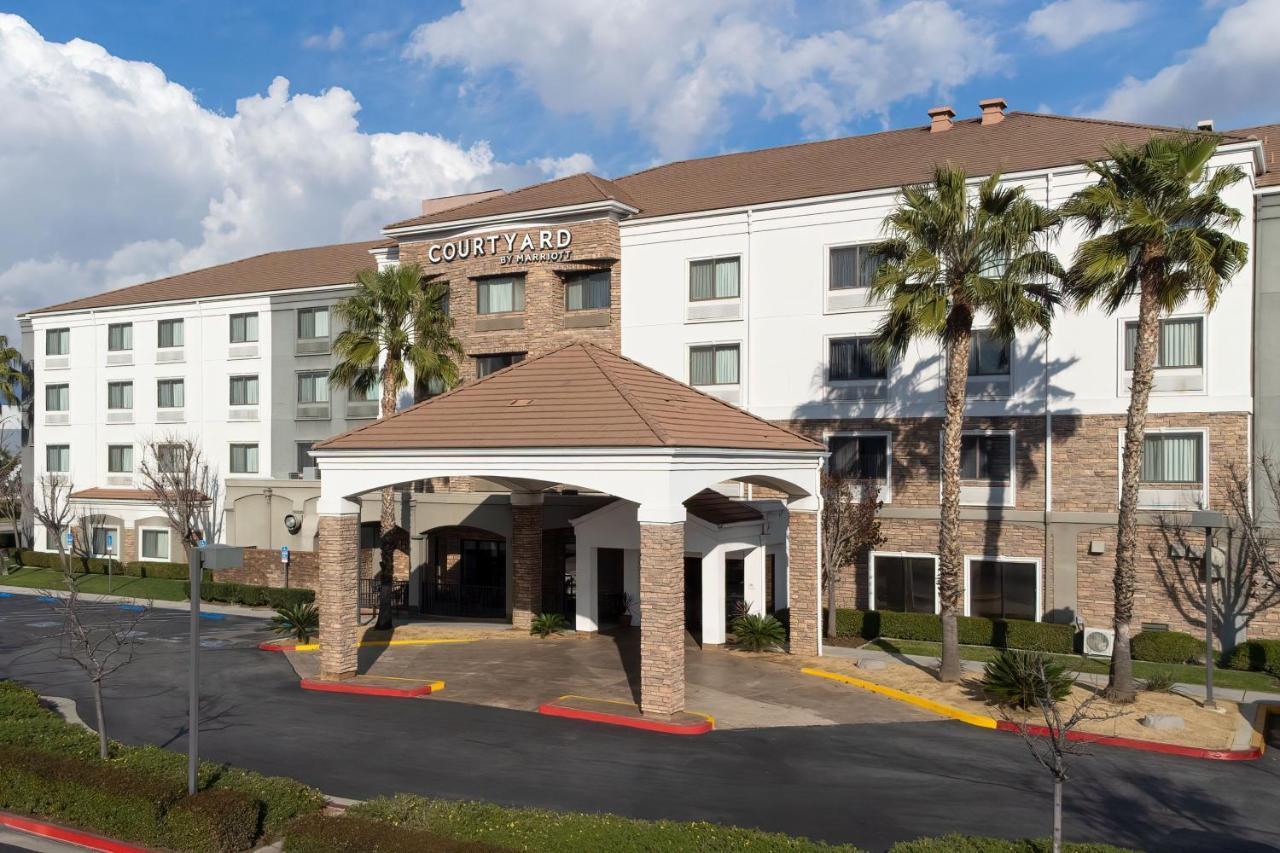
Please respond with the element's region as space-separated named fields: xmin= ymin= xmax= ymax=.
xmin=834 ymin=609 xmax=1075 ymax=654
xmin=183 ymin=580 xmax=314 ymax=609
xmin=1131 ymin=630 xmax=1205 ymax=665
xmin=998 ymin=619 xmax=1075 ymax=655
xmin=284 ymin=813 xmax=507 ymax=853
xmin=889 ymin=835 xmax=1135 ymax=852
xmin=16 ymin=550 xmax=204 ymax=580
xmin=1223 ymin=639 xmax=1280 ymax=677
xmin=164 ymin=788 xmax=260 ymax=853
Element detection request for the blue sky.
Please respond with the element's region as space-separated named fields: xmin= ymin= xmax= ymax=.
xmin=0 ymin=0 xmax=1276 ymax=326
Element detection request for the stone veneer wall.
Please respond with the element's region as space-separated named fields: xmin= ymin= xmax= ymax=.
xmin=787 ymin=510 xmax=820 ymax=655
xmin=639 ymin=522 xmax=685 ymax=716
xmin=511 ymin=503 xmax=542 ymax=630
xmin=317 ymin=514 xmax=360 ymax=680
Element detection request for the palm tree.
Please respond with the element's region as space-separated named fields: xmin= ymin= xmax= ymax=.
xmin=871 ymin=165 xmax=1063 ymax=682
xmin=1061 ymin=134 xmax=1247 ymax=702
xmin=0 ymin=335 xmax=28 ymax=406
xmin=331 ymin=262 xmax=462 ymax=630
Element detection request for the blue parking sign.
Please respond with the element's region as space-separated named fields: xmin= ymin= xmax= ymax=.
xmin=280 ymin=545 xmax=290 ymax=563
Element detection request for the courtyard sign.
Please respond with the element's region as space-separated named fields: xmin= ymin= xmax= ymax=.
xmin=424 ymin=228 xmax=573 ymax=266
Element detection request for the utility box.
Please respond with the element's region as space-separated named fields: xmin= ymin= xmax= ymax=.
xmin=197 ymin=543 xmax=244 ymax=570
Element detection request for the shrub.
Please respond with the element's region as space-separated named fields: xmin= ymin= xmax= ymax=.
xmin=982 ymin=650 xmax=1074 ymax=710
xmin=1131 ymin=630 xmax=1205 ymax=665
xmin=530 ymin=612 xmax=569 ymax=638
xmin=15 ymin=550 xmax=204 ymax=580
xmin=284 ymin=813 xmax=506 ymax=853
xmin=273 ymin=602 xmax=320 ymax=643
xmin=997 ymin=620 xmax=1075 ymax=655
xmin=182 ymin=580 xmax=314 ymax=609
xmin=1223 ymin=639 xmax=1280 ymax=677
xmin=888 ymin=835 xmax=1136 ymax=852
xmin=164 ymin=788 xmax=260 ymax=853
xmin=834 ymin=608 xmax=870 ymax=638
xmin=837 ymin=609 xmax=1075 ymax=654
xmin=1141 ymin=670 xmax=1177 ymax=693
xmin=731 ymin=613 xmax=787 ymax=652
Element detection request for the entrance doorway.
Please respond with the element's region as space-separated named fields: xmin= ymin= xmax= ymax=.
xmin=726 ymin=557 xmax=745 ymax=622
xmin=424 ymin=528 xmax=507 ymax=618
xmin=597 ymin=547 xmax=625 ymax=627
xmin=684 ymin=556 xmax=702 ymax=634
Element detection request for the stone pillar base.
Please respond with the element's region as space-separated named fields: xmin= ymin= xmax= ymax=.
xmin=787 ymin=509 xmax=819 ymax=656
xmin=640 ymin=521 xmax=685 ymax=717
xmin=511 ymin=496 xmax=543 ymax=631
xmin=318 ymin=513 xmax=360 ymax=681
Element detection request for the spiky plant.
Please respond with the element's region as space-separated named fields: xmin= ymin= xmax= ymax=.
xmin=530 ymin=612 xmax=569 ymax=638
xmin=982 ymin=649 xmax=1075 ymax=710
xmin=731 ymin=613 xmax=787 ymax=652
xmin=272 ymin=602 xmax=320 ymax=644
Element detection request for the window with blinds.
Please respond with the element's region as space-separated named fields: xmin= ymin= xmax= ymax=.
xmin=829 ymin=245 xmax=883 ymax=290
xmin=229 ymin=375 xmax=259 ymax=406
xmin=157 ymin=443 xmax=187 ymax=473
xmin=829 ymin=336 xmax=887 ymax=381
xmin=474 ymin=352 xmax=525 ymax=378
xmin=141 ymin=529 xmax=170 ymax=560
xmin=1124 ymin=317 xmax=1202 ymax=370
xmin=564 ymin=270 xmax=610 ymax=311
xmin=157 ymin=319 xmax=184 ymax=348
xmin=297 ymin=372 xmax=329 ymax=404
xmin=477 ymin=276 xmax=525 ymax=314
xmin=968 ymin=330 xmax=1010 ymax=376
xmin=689 ymin=344 xmax=739 ymax=385
xmin=45 ymin=328 xmax=70 ymax=356
xmin=969 ymin=559 xmax=1037 ymax=621
xmin=297 ymin=307 xmax=330 ymax=339
xmin=689 ymin=256 xmax=740 ymax=301
xmin=45 ymin=384 xmax=69 ymax=412
xmin=229 ymin=313 xmax=259 ymax=343
xmin=827 ymin=434 xmax=889 ymax=481
xmin=960 ymin=434 xmax=1013 ymax=483
xmin=874 ymin=555 xmax=936 ymax=613
xmin=1140 ymin=433 xmax=1202 ymax=484
xmin=106 ymin=381 xmax=132 ymax=410
xmin=107 ymin=445 xmax=133 ymax=473
xmin=157 ymin=379 xmax=184 ymax=408
xmin=45 ymin=445 xmax=69 ymax=473
xmin=107 ymin=323 xmax=132 ymax=351
xmin=230 ymin=443 xmax=259 ymax=474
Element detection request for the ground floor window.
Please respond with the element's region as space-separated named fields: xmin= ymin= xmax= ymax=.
xmin=872 ymin=554 xmax=936 ymax=613
xmin=827 ymin=433 xmax=889 ymax=482
xmin=968 ymin=558 xmax=1038 ymax=621
xmin=1140 ymin=432 xmax=1203 ymax=484
xmin=141 ymin=528 xmax=170 ymax=561
xmin=90 ymin=526 xmax=119 ymax=558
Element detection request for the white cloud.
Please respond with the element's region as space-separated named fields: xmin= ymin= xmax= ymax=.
xmin=303 ymin=26 xmax=345 ymax=50
xmin=404 ymin=0 xmax=1004 ymax=159
xmin=1093 ymin=0 xmax=1280 ymax=126
xmin=1026 ymin=0 xmax=1145 ymax=51
xmin=0 ymin=14 xmax=592 ymax=331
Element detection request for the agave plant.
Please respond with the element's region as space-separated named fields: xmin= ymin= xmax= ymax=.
xmin=731 ymin=613 xmax=786 ymax=652
xmin=1141 ymin=670 xmax=1177 ymax=693
xmin=982 ymin=649 xmax=1074 ymax=710
xmin=530 ymin=612 xmax=569 ymax=638
xmin=271 ymin=602 xmax=319 ymax=644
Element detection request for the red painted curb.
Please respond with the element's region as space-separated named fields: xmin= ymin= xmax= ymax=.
xmin=0 ymin=811 xmax=149 ymax=852
xmin=258 ymin=640 xmax=294 ymax=652
xmin=300 ymin=678 xmax=436 ymax=698
xmin=993 ymin=719 xmax=1262 ymax=761
xmin=538 ymin=703 xmax=714 ymax=735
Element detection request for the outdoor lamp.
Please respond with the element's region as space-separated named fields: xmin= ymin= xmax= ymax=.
xmin=1189 ymin=510 xmax=1227 ymax=710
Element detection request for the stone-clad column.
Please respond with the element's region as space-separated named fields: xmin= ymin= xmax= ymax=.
xmin=787 ymin=508 xmax=820 ymax=656
xmin=318 ymin=501 xmax=361 ymax=681
xmin=640 ymin=519 xmax=685 ymax=716
xmin=511 ymin=491 xmax=544 ymax=631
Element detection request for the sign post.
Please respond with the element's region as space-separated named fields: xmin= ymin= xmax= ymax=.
xmin=104 ymin=531 xmax=115 ymax=594
xmin=187 ymin=542 xmax=243 ymax=795
xmin=281 ymin=545 xmax=290 ymax=589
xmin=1190 ymin=511 xmax=1227 ymax=711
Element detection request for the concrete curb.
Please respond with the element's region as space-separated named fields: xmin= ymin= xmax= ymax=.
xmin=40 ymin=695 xmax=91 ymax=732
xmin=260 ymin=637 xmax=475 ymax=653
xmin=802 ymin=667 xmax=997 ymax=728
xmin=537 ymin=695 xmax=716 ymax=735
xmin=0 ymin=585 xmax=272 ymax=619
xmin=300 ymin=678 xmax=444 ymax=698
xmin=0 ymin=811 xmax=150 ymax=853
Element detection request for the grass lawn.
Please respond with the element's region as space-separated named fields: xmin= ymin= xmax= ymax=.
xmin=0 ymin=566 xmax=188 ymax=601
xmin=868 ymin=637 xmax=1280 ymax=692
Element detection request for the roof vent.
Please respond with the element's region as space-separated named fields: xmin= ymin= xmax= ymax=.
xmin=928 ymin=105 xmax=956 ymax=133
xmin=509 ymin=399 xmax=533 ymax=407
xmin=979 ymin=98 xmax=1007 ymax=126
xmin=1197 ymin=119 xmax=1214 ymax=132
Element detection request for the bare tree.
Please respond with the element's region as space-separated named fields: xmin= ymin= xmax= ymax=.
xmin=0 ymin=448 xmax=25 ymax=565
xmin=138 ymin=435 xmax=223 ymax=555
xmin=25 ymin=474 xmax=147 ymax=758
xmin=821 ymin=470 xmax=885 ymax=638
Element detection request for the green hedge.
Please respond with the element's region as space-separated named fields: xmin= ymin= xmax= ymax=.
xmin=1223 ymin=639 xmax=1280 ymax=677
xmin=349 ymin=794 xmax=864 ymax=852
xmin=888 ymin=835 xmax=1135 ymax=852
xmin=182 ymin=580 xmax=314 ymax=609
xmin=16 ymin=549 xmax=206 ymax=581
xmin=284 ymin=813 xmax=508 ymax=853
xmin=831 ymin=609 xmax=1075 ymax=655
xmin=1130 ymin=631 xmax=1205 ymax=665
xmin=163 ymin=788 xmax=261 ymax=853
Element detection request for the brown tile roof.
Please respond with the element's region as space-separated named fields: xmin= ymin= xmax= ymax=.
xmin=1229 ymin=123 xmax=1280 ymax=187
xmin=28 ymin=240 xmax=383 ymax=315
xmin=385 ymin=173 xmax=639 ymax=230
xmin=316 ymin=342 xmax=822 ymax=452
xmin=69 ymin=488 xmax=155 ymax=502
xmin=684 ymin=489 xmax=764 ymax=525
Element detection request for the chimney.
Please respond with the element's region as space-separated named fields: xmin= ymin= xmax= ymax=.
xmin=979 ymin=97 xmax=1008 ymax=126
xmin=1197 ymin=119 xmax=1214 ymax=132
xmin=928 ymin=105 xmax=956 ymax=133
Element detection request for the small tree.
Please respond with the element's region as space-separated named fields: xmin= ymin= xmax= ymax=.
xmin=0 ymin=448 xmax=25 ymax=562
xmin=138 ymin=436 xmax=223 ymax=555
xmin=821 ymin=470 xmax=884 ymax=638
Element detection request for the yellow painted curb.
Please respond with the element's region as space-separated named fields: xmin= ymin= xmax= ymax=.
xmin=802 ymin=666 xmax=998 ymax=729
xmin=292 ymin=638 xmax=475 ymax=652
xmin=1251 ymin=704 xmax=1274 ymax=756
xmin=554 ymin=693 xmax=716 ymax=727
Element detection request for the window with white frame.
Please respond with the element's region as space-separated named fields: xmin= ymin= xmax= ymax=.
xmin=90 ymin=526 xmax=119 ymax=557
xmin=829 ymin=244 xmax=882 ymax=291
xmin=107 ymin=381 xmax=133 ymax=410
xmin=46 ymin=328 xmax=70 ymax=356
xmin=156 ymin=443 xmax=187 ymax=474
xmin=968 ymin=558 xmax=1038 ymax=621
xmin=1140 ymin=432 xmax=1203 ymax=484
xmin=689 ymin=256 xmax=740 ymax=301
xmin=1124 ymin=317 xmax=1202 ymax=370
xmin=297 ymin=371 xmax=329 ymax=404
xmin=229 ymin=312 xmax=259 ymax=344
xmin=297 ymin=307 xmax=329 ymax=340
xmin=45 ymin=384 xmax=69 ymax=412
xmin=140 ymin=528 xmax=170 ymax=561
xmin=689 ymin=343 xmax=739 ymax=386
xmin=828 ymin=336 xmax=887 ymax=381
xmin=968 ymin=330 xmax=1010 ymax=376
xmin=107 ymin=323 xmax=132 ymax=352
xmin=107 ymin=445 xmax=133 ymax=474
xmin=229 ymin=375 xmax=259 ymax=406
xmin=477 ymin=276 xmax=525 ymax=314
xmin=157 ymin=379 xmax=184 ymax=408
xmin=46 ymin=445 xmax=69 ymax=473
xmin=960 ymin=433 xmax=1013 ymax=484
xmin=564 ymin=270 xmax=611 ymax=311
xmin=229 ymin=443 xmax=259 ymax=475
xmin=872 ymin=554 xmax=936 ymax=613
xmin=157 ymin=319 xmax=184 ymax=348
xmin=827 ymin=434 xmax=889 ymax=482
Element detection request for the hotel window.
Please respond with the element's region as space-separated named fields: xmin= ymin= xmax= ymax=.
xmin=829 ymin=245 xmax=882 ymax=291
xmin=296 ymin=441 xmax=316 ymax=474
xmin=1140 ymin=433 xmax=1203 ymax=484
xmin=873 ymin=555 xmax=936 ymax=613
xmin=157 ymin=379 xmax=184 ymax=409
xmin=689 ymin=343 xmax=739 ymax=386
xmin=968 ymin=330 xmax=1010 ymax=376
xmin=828 ymin=434 xmax=889 ymax=481
xmin=157 ymin=319 xmax=184 ymax=348
xmin=564 ymin=270 xmax=611 ymax=311
xmin=141 ymin=528 xmax=170 ymax=561
xmin=107 ymin=381 xmax=133 ymax=410
xmin=229 ymin=312 xmax=259 ymax=343
xmin=230 ymin=443 xmax=259 ymax=475
xmin=107 ymin=323 xmax=132 ymax=352
xmin=297 ymin=371 xmax=329 ymax=404
xmin=474 ymin=352 xmax=525 ymax=378
xmin=1124 ymin=317 xmax=1202 ymax=370
xmin=46 ymin=445 xmax=69 ymax=473
xmin=229 ymin=375 xmax=259 ymax=406
xmin=297 ymin=307 xmax=330 ymax=340
xmin=689 ymin=256 xmax=740 ymax=301
xmin=107 ymin=445 xmax=133 ymax=474
xmin=157 ymin=443 xmax=186 ymax=473
xmin=477 ymin=276 xmax=525 ymax=314
xmin=960 ymin=434 xmax=1013 ymax=483
xmin=969 ymin=558 xmax=1038 ymax=621
xmin=45 ymin=384 xmax=69 ymax=412
xmin=91 ymin=527 xmax=118 ymax=557
xmin=829 ymin=336 xmax=887 ymax=381
xmin=46 ymin=328 xmax=70 ymax=356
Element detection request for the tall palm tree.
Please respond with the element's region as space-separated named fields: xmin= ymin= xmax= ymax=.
xmin=871 ymin=165 xmax=1063 ymax=682
xmin=331 ymin=262 xmax=462 ymax=630
xmin=0 ymin=335 xmax=28 ymax=407
xmin=1061 ymin=134 xmax=1247 ymax=702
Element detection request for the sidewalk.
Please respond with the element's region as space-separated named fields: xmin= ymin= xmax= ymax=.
xmin=0 ymin=584 xmax=273 ymax=620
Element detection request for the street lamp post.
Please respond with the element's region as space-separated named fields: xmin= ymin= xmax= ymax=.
xmin=1190 ymin=511 xmax=1226 ymax=711
xmin=187 ymin=542 xmax=243 ymax=795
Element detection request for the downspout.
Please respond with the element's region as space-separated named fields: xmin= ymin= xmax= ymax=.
xmin=1043 ymin=170 xmax=1054 ymax=617
xmin=744 ymin=207 xmax=753 ymax=500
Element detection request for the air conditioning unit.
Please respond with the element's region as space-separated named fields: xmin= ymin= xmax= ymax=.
xmin=1082 ymin=626 xmax=1115 ymax=658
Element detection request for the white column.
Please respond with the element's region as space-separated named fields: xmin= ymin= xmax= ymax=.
xmin=623 ymin=548 xmax=641 ymax=625
xmin=701 ymin=546 xmax=727 ymax=645
xmin=744 ymin=545 xmax=766 ymax=616
xmin=575 ymin=543 xmax=599 ymax=633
